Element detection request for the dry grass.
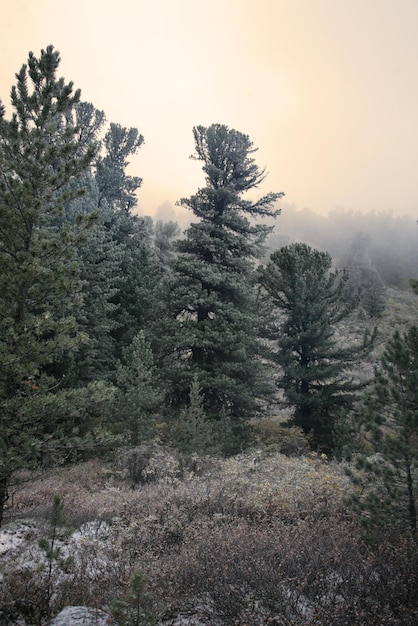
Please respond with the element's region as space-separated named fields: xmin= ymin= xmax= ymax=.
xmin=1 ymin=445 xmax=417 ymax=625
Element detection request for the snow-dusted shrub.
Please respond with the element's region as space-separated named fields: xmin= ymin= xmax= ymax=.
xmin=117 ymin=444 xmax=182 ymax=487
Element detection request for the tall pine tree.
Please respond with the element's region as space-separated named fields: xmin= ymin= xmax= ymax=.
xmin=60 ymin=108 xmax=160 ymax=384
xmin=0 ymin=46 xmax=97 ymax=524
xmin=162 ymin=124 xmax=283 ymax=452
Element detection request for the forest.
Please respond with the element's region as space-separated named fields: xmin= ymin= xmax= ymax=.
xmin=0 ymin=46 xmax=417 ymax=625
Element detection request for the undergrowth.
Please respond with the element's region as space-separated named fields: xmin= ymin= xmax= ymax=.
xmin=1 ymin=445 xmax=417 ymax=624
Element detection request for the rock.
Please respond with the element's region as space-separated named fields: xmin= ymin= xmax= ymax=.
xmin=50 ymin=606 xmax=117 ymax=625
xmin=0 ymin=520 xmax=39 ymax=557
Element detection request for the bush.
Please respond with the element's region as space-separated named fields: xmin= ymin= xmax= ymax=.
xmin=154 ymin=517 xmax=418 ymax=625
xmin=117 ymin=443 xmax=183 ymax=487
xmin=249 ymin=418 xmax=310 ymax=455
xmin=2 ymin=449 xmax=417 ymax=625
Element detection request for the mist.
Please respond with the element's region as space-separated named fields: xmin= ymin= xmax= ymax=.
xmin=266 ymin=203 xmax=418 ymax=289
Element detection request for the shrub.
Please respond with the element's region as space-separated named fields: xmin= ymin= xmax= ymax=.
xmin=249 ymin=418 xmax=310 ymax=455
xmin=2 ymin=449 xmax=417 ymax=625
xmin=153 ymin=517 xmax=418 ymax=625
xmin=117 ymin=443 xmax=183 ymax=487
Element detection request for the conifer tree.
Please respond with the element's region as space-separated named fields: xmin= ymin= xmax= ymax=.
xmin=0 ymin=46 xmax=97 ymax=524
xmin=96 ymin=123 xmax=143 ymax=212
xmin=92 ymin=119 xmax=164 ymax=363
xmin=60 ymin=108 xmax=161 ymax=383
xmin=153 ymin=220 xmax=181 ymax=267
xmin=111 ymin=215 xmax=165 ymax=357
xmin=260 ymin=242 xmax=372 ymax=451
xmin=115 ymin=331 xmax=162 ymax=445
xmin=163 ymin=124 xmax=283 ymax=451
xmin=347 ymin=326 xmax=418 ymax=538
xmin=72 ymin=201 xmax=123 ymax=384
xmin=340 ymin=233 xmax=386 ymax=318
xmin=177 ymin=374 xmax=216 ymax=454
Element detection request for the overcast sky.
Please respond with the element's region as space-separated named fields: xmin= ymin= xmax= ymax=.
xmin=2 ymin=0 xmax=418 ymax=221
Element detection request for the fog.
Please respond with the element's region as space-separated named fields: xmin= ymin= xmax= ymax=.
xmin=2 ymin=0 xmax=418 ymax=219
xmin=266 ymin=203 xmax=418 ymax=289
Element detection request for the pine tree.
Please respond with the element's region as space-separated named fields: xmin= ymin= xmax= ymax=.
xmin=96 ymin=122 xmax=143 ymax=212
xmin=38 ymin=495 xmax=71 ymax=619
xmin=177 ymin=374 xmax=216 ymax=454
xmin=346 ymin=326 xmax=418 ymax=538
xmin=111 ymin=570 xmax=156 ymax=626
xmin=73 ymin=204 xmax=123 ymax=383
xmin=0 ymin=46 xmax=97 ymax=525
xmin=111 ymin=215 xmax=165 ymax=359
xmin=115 ymin=331 xmax=162 ymax=445
xmin=153 ymin=219 xmax=181 ymax=267
xmin=92 ymin=120 xmax=164 ymax=363
xmin=60 ymin=110 xmax=161 ymax=384
xmin=340 ymin=233 xmax=386 ymax=318
xmin=162 ymin=124 xmax=283 ymax=451
xmin=260 ymin=242 xmax=373 ymax=451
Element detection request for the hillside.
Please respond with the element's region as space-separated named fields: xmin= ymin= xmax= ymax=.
xmin=0 ymin=290 xmax=417 ymax=626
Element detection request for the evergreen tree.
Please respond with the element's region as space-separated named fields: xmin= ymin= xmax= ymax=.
xmin=92 ymin=118 xmax=164 ymax=364
xmin=340 ymin=233 xmax=386 ymax=318
xmin=346 ymin=326 xmax=418 ymax=538
xmin=72 ymin=201 xmax=123 ymax=384
xmin=115 ymin=331 xmax=162 ymax=445
xmin=111 ymin=570 xmax=156 ymax=626
xmin=177 ymin=374 xmax=216 ymax=454
xmin=43 ymin=103 xmax=115 ymax=384
xmin=61 ymin=110 xmax=162 ymax=383
xmin=260 ymin=242 xmax=373 ymax=451
xmin=0 ymin=46 xmax=97 ymax=524
xmin=96 ymin=122 xmax=143 ymax=212
xmin=163 ymin=124 xmax=283 ymax=451
xmin=153 ymin=219 xmax=181 ymax=267
xmin=410 ymin=278 xmax=418 ymax=295
xmin=107 ymin=214 xmax=165 ymax=360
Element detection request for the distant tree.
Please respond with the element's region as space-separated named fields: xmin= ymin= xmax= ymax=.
xmin=266 ymin=206 xmax=418 ymax=291
xmin=340 ymin=233 xmax=386 ymax=318
xmin=260 ymin=243 xmax=373 ymax=451
xmin=153 ymin=219 xmax=181 ymax=267
xmin=96 ymin=123 xmax=143 ymax=212
xmin=162 ymin=124 xmax=283 ymax=452
xmin=346 ymin=326 xmax=418 ymax=539
xmin=0 ymin=46 xmax=98 ymax=525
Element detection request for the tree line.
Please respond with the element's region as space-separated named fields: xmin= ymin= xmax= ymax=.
xmin=0 ymin=46 xmax=416 ymax=537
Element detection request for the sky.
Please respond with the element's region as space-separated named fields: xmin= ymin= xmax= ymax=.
xmin=1 ymin=0 xmax=418 ymax=223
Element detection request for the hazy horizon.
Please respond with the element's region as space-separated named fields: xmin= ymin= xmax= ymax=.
xmin=2 ymin=0 xmax=418 ymax=221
